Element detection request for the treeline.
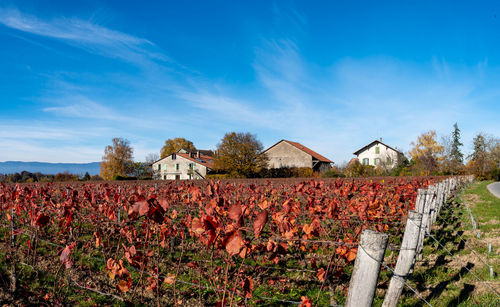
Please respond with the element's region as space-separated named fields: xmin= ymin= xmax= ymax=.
xmin=336 ymin=125 xmax=500 ymax=180
xmin=0 ymin=171 xmax=103 ymax=183
xmin=98 ymin=124 xmax=499 ymax=181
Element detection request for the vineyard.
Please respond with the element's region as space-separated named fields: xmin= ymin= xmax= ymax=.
xmin=0 ymin=177 xmax=453 ymax=305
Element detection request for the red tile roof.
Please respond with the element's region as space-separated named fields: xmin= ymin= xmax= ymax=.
xmin=265 ymin=140 xmax=333 ymax=163
xmin=177 ymin=153 xmax=214 ymax=169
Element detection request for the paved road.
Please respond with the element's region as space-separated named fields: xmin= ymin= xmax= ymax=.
xmin=486 ymin=182 xmax=500 ymax=199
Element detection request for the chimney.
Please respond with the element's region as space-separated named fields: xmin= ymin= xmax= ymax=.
xmin=197 ymin=151 xmax=201 ymax=158
xmin=379 ymin=137 xmax=382 ymax=142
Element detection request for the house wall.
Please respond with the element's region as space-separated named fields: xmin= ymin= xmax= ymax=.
xmin=356 ymin=143 xmax=401 ymax=168
xmin=265 ymin=141 xmax=312 ymax=168
xmin=152 ymin=155 xmax=207 ymax=180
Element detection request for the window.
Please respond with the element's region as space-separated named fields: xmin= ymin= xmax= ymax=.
xmin=387 ymin=157 xmax=392 ymax=164
xmin=375 ymin=147 xmax=380 ymax=154
xmin=157 ymin=164 xmax=161 ymax=171
xmin=188 ymin=163 xmax=194 ymax=169
xmin=362 ymin=158 xmax=369 ymax=165
xmin=374 ymin=158 xmax=381 ymax=165
xmin=175 ymin=163 xmax=180 ymax=171
xmin=163 ymin=175 xmax=166 ymax=180
xmin=172 ymin=153 xmax=176 ymax=160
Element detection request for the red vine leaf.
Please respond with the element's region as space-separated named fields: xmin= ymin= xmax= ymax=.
xmin=228 ymin=204 xmax=242 ymax=221
xmin=164 ymin=273 xmax=176 ymax=285
xmin=224 ymin=231 xmax=244 ymax=256
xmin=60 ymin=245 xmax=73 ymax=269
xmin=191 ymin=217 xmax=204 ymax=235
xmin=117 ymin=278 xmax=131 ymax=293
xmin=253 ymin=210 xmax=268 ymax=239
xmin=346 ymin=248 xmax=357 ymax=262
xmin=300 ymin=296 xmax=313 ymax=307
xmin=316 ymin=268 xmax=326 ymax=282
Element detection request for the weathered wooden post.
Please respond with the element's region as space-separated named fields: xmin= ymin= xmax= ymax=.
xmin=434 ymin=182 xmax=444 ymax=221
xmin=415 ymin=189 xmax=426 ymax=213
xmin=416 ymin=187 xmax=433 ymax=260
xmin=382 ymin=211 xmax=423 ymax=307
xmin=345 ymin=230 xmax=389 ymax=307
xmin=428 ymin=185 xmax=437 ymax=229
xmin=117 ymin=186 xmax=121 ymax=224
xmin=10 ymin=206 xmax=16 ymax=293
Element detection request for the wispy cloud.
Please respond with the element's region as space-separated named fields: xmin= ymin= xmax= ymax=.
xmin=0 ymin=7 xmax=168 ymax=65
xmin=43 ymin=95 xmax=128 ymax=121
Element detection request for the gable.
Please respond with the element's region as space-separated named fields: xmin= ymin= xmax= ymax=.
xmin=264 ymin=140 xmax=332 ymax=163
xmin=353 ymin=140 xmax=402 ymax=156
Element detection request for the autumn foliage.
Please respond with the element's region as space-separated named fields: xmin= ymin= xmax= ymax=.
xmin=0 ymin=176 xmax=439 ymax=304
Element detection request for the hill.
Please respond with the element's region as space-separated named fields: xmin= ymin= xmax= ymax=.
xmin=0 ymin=161 xmax=101 ymax=175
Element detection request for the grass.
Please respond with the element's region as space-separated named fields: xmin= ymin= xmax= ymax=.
xmin=2 ymin=180 xmax=498 ymax=306
xmin=395 ymin=180 xmax=500 ymax=307
xmin=463 ymin=181 xmax=500 ymax=231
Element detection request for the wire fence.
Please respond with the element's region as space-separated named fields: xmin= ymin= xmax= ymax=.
xmin=2 ymin=175 xmax=493 ymax=306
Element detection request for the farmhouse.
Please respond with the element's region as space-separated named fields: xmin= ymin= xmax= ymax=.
xmin=353 ymin=139 xmax=403 ymax=168
xmin=263 ymin=140 xmax=333 ymax=173
xmin=152 ymin=149 xmax=214 ymax=180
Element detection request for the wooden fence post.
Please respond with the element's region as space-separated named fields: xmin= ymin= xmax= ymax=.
xmin=433 ymin=182 xmax=444 ymax=222
xmin=10 ymin=206 xmax=16 ymax=293
xmin=117 ymin=186 xmax=121 ymax=225
xmin=428 ymin=185 xmax=437 ymax=229
xmin=415 ymin=189 xmax=426 ymax=213
xmin=382 ymin=211 xmax=423 ymax=307
xmin=345 ymin=230 xmax=389 ymax=307
xmin=416 ymin=187 xmax=433 ymax=260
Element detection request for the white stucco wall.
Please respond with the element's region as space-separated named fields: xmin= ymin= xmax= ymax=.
xmin=152 ymin=154 xmax=208 ymax=180
xmin=356 ymin=143 xmax=401 ymax=168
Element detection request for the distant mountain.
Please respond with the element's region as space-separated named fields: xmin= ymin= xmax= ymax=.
xmin=0 ymin=161 xmax=101 ymax=176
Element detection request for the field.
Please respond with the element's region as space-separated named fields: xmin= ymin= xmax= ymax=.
xmin=0 ymin=177 xmax=442 ymax=305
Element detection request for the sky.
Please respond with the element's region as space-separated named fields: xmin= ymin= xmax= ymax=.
xmin=1 ymin=0 xmax=499 ymax=164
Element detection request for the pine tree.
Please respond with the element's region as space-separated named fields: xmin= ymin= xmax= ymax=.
xmin=450 ymin=123 xmax=463 ymax=164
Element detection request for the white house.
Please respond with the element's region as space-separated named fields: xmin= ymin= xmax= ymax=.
xmin=353 ymin=139 xmax=403 ymax=169
xmin=152 ymin=149 xmax=214 ymax=180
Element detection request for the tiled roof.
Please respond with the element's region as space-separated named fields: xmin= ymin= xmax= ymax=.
xmin=177 ymin=153 xmax=214 ymax=169
xmin=353 ymin=140 xmax=403 ymax=156
xmin=264 ymin=140 xmax=333 ymax=163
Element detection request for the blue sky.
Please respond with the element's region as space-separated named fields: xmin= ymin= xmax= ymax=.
xmin=1 ymin=1 xmax=499 ymax=163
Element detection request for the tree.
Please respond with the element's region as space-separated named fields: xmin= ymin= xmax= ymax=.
xmin=82 ymin=172 xmax=91 ymax=181
xmin=409 ymin=130 xmax=444 ymax=175
xmin=467 ymin=133 xmax=497 ymax=179
xmin=145 ymin=152 xmax=161 ymax=180
xmin=100 ymin=138 xmax=134 ymax=180
xmin=160 ymin=138 xmax=196 ymax=159
xmin=145 ymin=153 xmax=160 ymax=164
xmin=441 ymin=123 xmax=464 ymax=174
xmin=213 ymin=132 xmax=268 ymax=177
xmin=450 ymin=123 xmax=464 ymax=164
xmin=131 ymin=162 xmax=151 ymax=180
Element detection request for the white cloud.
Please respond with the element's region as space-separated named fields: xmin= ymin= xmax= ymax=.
xmin=43 ymin=96 xmax=128 ymax=121
xmin=0 ymin=7 xmax=168 ymax=65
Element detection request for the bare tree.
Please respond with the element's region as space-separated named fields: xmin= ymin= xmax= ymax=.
xmin=145 ymin=152 xmax=161 ymax=180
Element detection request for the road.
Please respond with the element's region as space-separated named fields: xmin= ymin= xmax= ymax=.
xmin=486 ymin=182 xmax=500 ymax=199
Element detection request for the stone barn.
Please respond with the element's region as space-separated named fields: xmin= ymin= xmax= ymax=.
xmin=263 ymin=140 xmax=333 ymax=173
